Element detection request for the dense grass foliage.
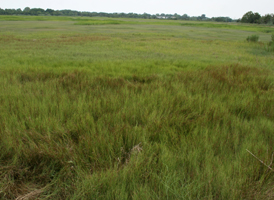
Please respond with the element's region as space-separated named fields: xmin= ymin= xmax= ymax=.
xmin=266 ymin=34 xmax=274 ymax=52
xmin=0 ymin=16 xmax=274 ymax=199
xmin=246 ymin=35 xmax=259 ymax=42
xmin=1 ymin=15 xmax=274 ymax=33
xmin=180 ymin=22 xmax=274 ymax=33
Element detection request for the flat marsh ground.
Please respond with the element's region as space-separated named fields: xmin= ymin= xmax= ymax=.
xmin=0 ymin=16 xmax=274 ymax=199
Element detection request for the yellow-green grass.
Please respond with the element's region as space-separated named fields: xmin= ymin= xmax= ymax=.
xmin=0 ymin=16 xmax=274 ymax=199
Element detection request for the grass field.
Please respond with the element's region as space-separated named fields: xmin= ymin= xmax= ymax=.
xmin=0 ymin=15 xmax=274 ymax=199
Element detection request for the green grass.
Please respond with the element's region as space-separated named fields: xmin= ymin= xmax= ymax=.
xmin=181 ymin=22 xmax=274 ymax=33
xmin=246 ymin=35 xmax=260 ymax=42
xmin=0 ymin=15 xmax=274 ymax=199
xmin=74 ymin=20 xmax=123 ymax=25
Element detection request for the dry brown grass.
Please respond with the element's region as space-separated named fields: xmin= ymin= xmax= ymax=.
xmin=15 ymin=188 xmax=44 ymax=200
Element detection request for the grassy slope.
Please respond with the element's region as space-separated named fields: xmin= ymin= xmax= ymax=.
xmin=0 ymin=16 xmax=274 ymax=199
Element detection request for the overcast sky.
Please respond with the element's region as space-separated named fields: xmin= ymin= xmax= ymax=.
xmin=1 ymin=0 xmax=274 ymax=19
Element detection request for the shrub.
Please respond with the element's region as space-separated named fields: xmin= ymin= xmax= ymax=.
xmin=246 ymin=35 xmax=259 ymax=42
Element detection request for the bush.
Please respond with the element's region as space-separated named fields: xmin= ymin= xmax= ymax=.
xmin=246 ymin=35 xmax=259 ymax=42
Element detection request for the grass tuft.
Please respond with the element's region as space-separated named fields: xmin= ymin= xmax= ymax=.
xmin=246 ymin=35 xmax=259 ymax=42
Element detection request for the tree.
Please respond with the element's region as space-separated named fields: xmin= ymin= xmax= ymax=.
xmin=4 ymin=9 xmax=17 ymax=15
xmin=16 ymin=8 xmax=22 ymax=14
xmin=53 ymin=11 xmax=63 ymax=16
xmin=23 ymin=7 xmax=30 ymax=14
xmin=45 ymin=9 xmax=54 ymax=15
xmin=181 ymin=14 xmax=189 ymax=20
xmin=29 ymin=8 xmax=45 ymax=15
xmin=241 ymin=11 xmax=253 ymax=23
xmin=260 ymin=14 xmax=273 ymax=24
xmin=0 ymin=8 xmax=4 ymax=15
xmin=253 ymin=12 xmax=261 ymax=23
xmin=241 ymin=11 xmax=261 ymax=23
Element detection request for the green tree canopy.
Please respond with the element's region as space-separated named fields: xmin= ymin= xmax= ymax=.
xmin=241 ymin=11 xmax=261 ymax=23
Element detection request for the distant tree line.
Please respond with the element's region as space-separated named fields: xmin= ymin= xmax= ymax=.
xmin=0 ymin=7 xmax=233 ymax=22
xmin=240 ymin=11 xmax=274 ymax=24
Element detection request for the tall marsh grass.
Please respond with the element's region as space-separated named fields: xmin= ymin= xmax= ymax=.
xmin=1 ymin=65 xmax=274 ymax=199
xmin=266 ymin=33 xmax=274 ymax=52
xmin=0 ymin=17 xmax=274 ymax=199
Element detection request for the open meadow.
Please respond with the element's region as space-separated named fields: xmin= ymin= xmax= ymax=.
xmin=0 ymin=16 xmax=274 ymax=199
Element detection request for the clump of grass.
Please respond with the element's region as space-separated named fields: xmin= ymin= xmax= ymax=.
xmin=246 ymin=35 xmax=259 ymax=42
xmin=265 ymin=34 xmax=274 ymax=52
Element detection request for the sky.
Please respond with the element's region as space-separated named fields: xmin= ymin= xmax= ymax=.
xmin=1 ymin=0 xmax=274 ymax=19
